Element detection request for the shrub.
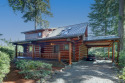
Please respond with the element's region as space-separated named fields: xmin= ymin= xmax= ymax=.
xmin=119 ymin=50 xmax=125 ymax=67
xmin=0 ymin=51 xmax=10 ymax=82
xmin=0 ymin=46 xmax=15 ymax=60
xmin=119 ymin=67 xmax=125 ymax=81
xmin=15 ymin=60 xmax=52 ymax=79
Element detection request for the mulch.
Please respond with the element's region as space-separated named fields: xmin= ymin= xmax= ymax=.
xmin=3 ymin=63 xmax=63 ymax=83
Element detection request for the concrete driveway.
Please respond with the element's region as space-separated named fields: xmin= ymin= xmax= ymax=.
xmin=47 ymin=60 xmax=119 ymax=83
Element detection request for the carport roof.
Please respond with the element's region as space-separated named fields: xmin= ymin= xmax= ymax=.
xmin=84 ymin=35 xmax=119 ymax=41
xmin=84 ymin=35 xmax=119 ymax=48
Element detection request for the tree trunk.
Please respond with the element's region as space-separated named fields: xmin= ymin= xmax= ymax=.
xmin=35 ymin=18 xmax=37 ymax=30
xmin=118 ymin=0 xmax=124 ymax=51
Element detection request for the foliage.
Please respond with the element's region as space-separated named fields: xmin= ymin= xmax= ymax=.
xmin=0 ymin=38 xmax=14 ymax=48
xmin=0 ymin=39 xmax=15 ymax=60
xmin=15 ymin=60 xmax=52 ymax=79
xmin=88 ymin=0 xmax=119 ymax=36
xmin=0 ymin=51 xmax=10 ymax=82
xmin=0 ymin=46 xmax=15 ymax=60
xmin=8 ymin=0 xmax=52 ymax=29
xmin=119 ymin=50 xmax=125 ymax=67
xmin=89 ymin=47 xmax=118 ymax=59
xmin=118 ymin=39 xmax=125 ymax=80
xmin=119 ymin=67 xmax=125 ymax=81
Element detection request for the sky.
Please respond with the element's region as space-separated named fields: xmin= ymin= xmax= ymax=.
xmin=0 ymin=0 xmax=94 ymax=42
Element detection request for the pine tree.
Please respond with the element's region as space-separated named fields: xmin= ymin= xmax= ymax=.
xmin=89 ymin=0 xmax=125 ymax=50
xmin=88 ymin=0 xmax=119 ymax=36
xmin=8 ymin=0 xmax=52 ymax=29
xmin=118 ymin=0 xmax=124 ymax=50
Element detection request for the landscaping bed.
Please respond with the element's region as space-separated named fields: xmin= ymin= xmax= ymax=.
xmin=3 ymin=60 xmax=64 ymax=83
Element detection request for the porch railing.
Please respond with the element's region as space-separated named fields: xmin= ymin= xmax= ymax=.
xmin=17 ymin=52 xmax=32 ymax=57
xmin=17 ymin=52 xmax=62 ymax=62
xmin=41 ymin=53 xmax=59 ymax=59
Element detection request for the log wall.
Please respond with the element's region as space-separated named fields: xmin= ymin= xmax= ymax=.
xmin=24 ymin=38 xmax=88 ymax=61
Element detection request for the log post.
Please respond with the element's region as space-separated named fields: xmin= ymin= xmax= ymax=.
xmin=112 ymin=42 xmax=115 ymax=62
xmin=69 ymin=42 xmax=72 ymax=65
xmin=108 ymin=47 xmax=110 ymax=58
xmin=32 ymin=45 xmax=35 ymax=58
xmin=15 ymin=45 xmax=18 ymax=58
xmin=117 ymin=41 xmax=120 ymax=63
xmin=58 ymin=52 xmax=61 ymax=62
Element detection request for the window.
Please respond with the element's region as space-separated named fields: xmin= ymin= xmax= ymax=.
xmin=53 ymin=45 xmax=59 ymax=53
xmin=29 ymin=46 xmax=33 ymax=52
xmin=38 ymin=32 xmax=42 ymax=37
xmin=64 ymin=44 xmax=69 ymax=50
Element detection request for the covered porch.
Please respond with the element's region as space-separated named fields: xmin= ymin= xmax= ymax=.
xmin=13 ymin=39 xmax=74 ymax=65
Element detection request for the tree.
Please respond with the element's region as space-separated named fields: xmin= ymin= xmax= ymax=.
xmin=88 ymin=0 xmax=119 ymax=36
xmin=118 ymin=0 xmax=124 ymax=50
xmin=8 ymin=0 xmax=52 ymax=29
xmin=0 ymin=34 xmax=2 ymax=36
xmin=89 ymin=0 xmax=125 ymax=51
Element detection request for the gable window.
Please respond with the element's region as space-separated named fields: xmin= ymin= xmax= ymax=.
xmin=38 ymin=32 xmax=42 ymax=37
xmin=64 ymin=44 xmax=69 ymax=50
xmin=53 ymin=45 xmax=59 ymax=53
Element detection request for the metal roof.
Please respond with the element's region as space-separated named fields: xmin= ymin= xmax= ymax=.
xmin=13 ymin=23 xmax=87 ymax=44
xmin=12 ymin=33 xmax=85 ymax=44
xmin=84 ymin=35 xmax=120 ymax=41
xmin=48 ymin=23 xmax=87 ymax=37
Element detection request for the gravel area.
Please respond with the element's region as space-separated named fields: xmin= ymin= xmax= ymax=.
xmin=47 ymin=60 xmax=119 ymax=83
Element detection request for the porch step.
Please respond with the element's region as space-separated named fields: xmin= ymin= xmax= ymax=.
xmin=61 ymin=60 xmax=69 ymax=65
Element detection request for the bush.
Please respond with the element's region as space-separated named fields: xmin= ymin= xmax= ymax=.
xmin=119 ymin=67 xmax=125 ymax=81
xmin=15 ymin=60 xmax=52 ymax=79
xmin=0 ymin=51 xmax=10 ymax=82
xmin=0 ymin=46 xmax=15 ymax=60
xmin=119 ymin=50 xmax=125 ymax=67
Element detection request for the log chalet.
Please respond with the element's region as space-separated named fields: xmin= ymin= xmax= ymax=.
xmin=13 ymin=23 xmax=120 ymax=64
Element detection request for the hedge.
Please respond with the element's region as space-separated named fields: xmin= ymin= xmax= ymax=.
xmin=0 ymin=51 xmax=10 ymax=82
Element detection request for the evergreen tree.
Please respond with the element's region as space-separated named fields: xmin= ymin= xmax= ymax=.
xmin=118 ymin=0 xmax=124 ymax=50
xmin=8 ymin=0 xmax=52 ymax=29
xmin=88 ymin=0 xmax=119 ymax=36
xmin=88 ymin=0 xmax=125 ymax=50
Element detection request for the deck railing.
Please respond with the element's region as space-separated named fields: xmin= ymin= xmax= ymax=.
xmin=17 ymin=52 xmax=32 ymax=57
xmin=41 ymin=53 xmax=59 ymax=59
xmin=17 ymin=52 xmax=62 ymax=62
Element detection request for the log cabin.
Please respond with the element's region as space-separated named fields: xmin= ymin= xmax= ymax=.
xmin=13 ymin=23 xmax=120 ymax=64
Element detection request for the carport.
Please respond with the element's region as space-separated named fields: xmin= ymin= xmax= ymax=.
xmin=84 ymin=36 xmax=120 ymax=63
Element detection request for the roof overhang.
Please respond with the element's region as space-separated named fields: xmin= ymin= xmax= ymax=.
xmin=12 ymin=33 xmax=83 ymax=45
xmin=84 ymin=35 xmax=120 ymax=48
xmin=21 ymin=28 xmax=56 ymax=34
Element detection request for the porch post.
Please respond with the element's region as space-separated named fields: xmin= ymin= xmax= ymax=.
xmin=112 ymin=42 xmax=115 ymax=62
xmin=58 ymin=52 xmax=61 ymax=62
xmin=117 ymin=41 xmax=120 ymax=63
xmin=69 ymin=42 xmax=72 ymax=65
xmin=15 ymin=45 xmax=18 ymax=58
xmin=108 ymin=47 xmax=110 ymax=58
xmin=32 ymin=45 xmax=35 ymax=58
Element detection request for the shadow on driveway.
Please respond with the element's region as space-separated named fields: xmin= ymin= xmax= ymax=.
xmin=47 ymin=60 xmax=119 ymax=83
